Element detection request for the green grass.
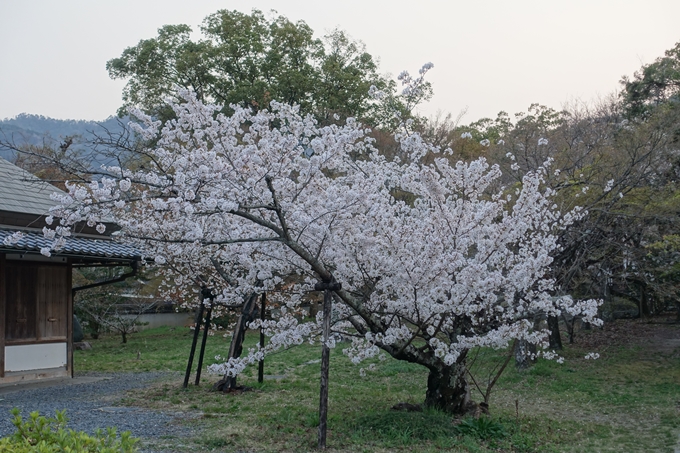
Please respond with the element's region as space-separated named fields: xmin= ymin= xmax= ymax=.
xmin=73 ymin=320 xmax=680 ymax=452
xmin=75 ymin=326 xmax=215 ymax=372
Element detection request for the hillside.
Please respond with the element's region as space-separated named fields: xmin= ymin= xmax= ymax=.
xmin=0 ymin=113 xmax=128 ymax=167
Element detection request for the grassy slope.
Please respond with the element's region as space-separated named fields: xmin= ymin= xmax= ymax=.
xmin=73 ymin=319 xmax=680 ymax=452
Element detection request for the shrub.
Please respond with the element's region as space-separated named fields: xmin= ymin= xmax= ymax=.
xmin=454 ymin=416 xmax=508 ymax=440
xmin=0 ymin=408 xmax=138 ymax=452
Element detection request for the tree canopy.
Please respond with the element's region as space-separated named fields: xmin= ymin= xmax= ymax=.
xmin=620 ymin=40 xmax=680 ymax=118
xmin=106 ymin=9 xmax=394 ymax=125
xmin=429 ymin=43 xmax=680 ymax=327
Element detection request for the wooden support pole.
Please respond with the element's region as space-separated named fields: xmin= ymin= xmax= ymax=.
xmin=258 ymin=292 xmax=266 ymax=384
xmin=195 ymin=302 xmax=213 ymax=385
xmin=66 ymin=261 xmax=74 ymax=378
xmin=315 ymin=280 xmax=341 ymax=450
xmin=183 ymin=294 xmax=205 ymax=388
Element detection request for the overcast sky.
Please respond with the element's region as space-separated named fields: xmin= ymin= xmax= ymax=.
xmin=1 ymin=0 xmax=679 ymax=124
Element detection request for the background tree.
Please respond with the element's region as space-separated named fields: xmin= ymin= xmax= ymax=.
xmin=73 ymin=267 xmax=161 ymax=343
xmin=620 ymin=40 xmax=680 ymax=119
xmin=107 ymin=9 xmax=393 ymax=125
xmin=455 ymin=94 xmax=680 ymax=334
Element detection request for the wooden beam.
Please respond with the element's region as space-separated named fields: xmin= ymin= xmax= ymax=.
xmin=0 ymin=253 xmax=5 ymax=378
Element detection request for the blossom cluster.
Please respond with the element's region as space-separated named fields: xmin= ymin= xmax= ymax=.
xmin=44 ymin=89 xmax=601 ymax=377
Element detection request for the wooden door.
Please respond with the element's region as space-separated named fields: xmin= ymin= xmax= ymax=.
xmin=5 ymin=263 xmax=68 ymax=342
xmin=37 ymin=266 xmax=68 ymax=340
xmin=5 ymin=265 xmax=37 ymax=341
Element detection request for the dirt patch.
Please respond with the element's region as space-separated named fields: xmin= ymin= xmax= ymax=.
xmin=574 ymin=315 xmax=680 ymax=355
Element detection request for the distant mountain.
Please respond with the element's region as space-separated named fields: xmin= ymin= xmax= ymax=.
xmin=0 ymin=114 xmax=130 ymax=169
xmin=1 ymin=113 xmax=122 ymax=137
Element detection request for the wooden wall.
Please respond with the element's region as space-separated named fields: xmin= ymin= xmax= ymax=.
xmin=2 ymin=258 xmax=71 ymax=380
xmin=4 ymin=262 xmax=68 ymax=344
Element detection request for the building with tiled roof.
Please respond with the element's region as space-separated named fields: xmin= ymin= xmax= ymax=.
xmin=0 ymin=156 xmax=140 ymax=384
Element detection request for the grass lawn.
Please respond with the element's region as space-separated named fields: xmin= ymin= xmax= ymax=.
xmin=73 ymin=318 xmax=680 ymax=452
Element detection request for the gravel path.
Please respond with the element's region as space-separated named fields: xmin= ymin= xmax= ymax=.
xmin=0 ymin=372 xmax=198 ymax=452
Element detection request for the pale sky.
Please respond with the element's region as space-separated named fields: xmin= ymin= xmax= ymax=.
xmin=1 ymin=0 xmax=679 ymax=124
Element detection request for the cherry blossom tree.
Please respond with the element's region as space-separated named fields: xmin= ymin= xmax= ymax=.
xmin=42 ymin=77 xmax=600 ymax=414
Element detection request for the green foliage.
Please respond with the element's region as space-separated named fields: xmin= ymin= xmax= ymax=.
xmin=440 ymin=74 xmax=680 ymax=316
xmin=107 ymin=9 xmax=392 ymax=125
xmin=621 ymin=40 xmax=680 ymax=118
xmin=0 ymin=408 xmax=138 ymax=453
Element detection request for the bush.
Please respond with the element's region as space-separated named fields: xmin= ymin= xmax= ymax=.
xmin=0 ymin=408 xmax=138 ymax=452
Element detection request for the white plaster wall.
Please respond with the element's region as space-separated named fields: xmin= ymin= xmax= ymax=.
xmin=5 ymin=343 xmax=67 ymax=372
xmin=118 ymin=313 xmax=194 ymax=331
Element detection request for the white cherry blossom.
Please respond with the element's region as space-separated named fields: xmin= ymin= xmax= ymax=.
xmin=44 ymin=89 xmax=600 ymax=413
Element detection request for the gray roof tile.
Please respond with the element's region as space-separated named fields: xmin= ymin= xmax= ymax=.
xmin=0 ymin=229 xmax=140 ymax=260
xmin=0 ymin=158 xmax=139 ymax=261
xmin=0 ymin=157 xmax=67 ymax=216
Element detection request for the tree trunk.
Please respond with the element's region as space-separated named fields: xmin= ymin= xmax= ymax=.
xmin=547 ymin=315 xmax=563 ymax=350
xmin=566 ymin=315 xmax=576 ymax=344
xmin=424 ymin=363 xmax=471 ymax=414
xmin=514 ymin=339 xmax=536 ymax=370
xmin=213 ymin=293 xmax=259 ymax=392
xmin=195 ymin=305 xmax=212 ymax=385
xmin=516 ymin=315 xmax=539 ymax=366
xmin=638 ymin=283 xmax=651 ymax=317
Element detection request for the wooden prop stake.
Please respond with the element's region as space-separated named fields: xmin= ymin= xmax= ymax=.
xmin=183 ymin=291 xmax=206 ymax=388
xmin=315 ymin=280 xmax=341 ymax=450
xmin=195 ymin=300 xmax=213 ymax=385
xmin=258 ymin=292 xmax=266 ymax=384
